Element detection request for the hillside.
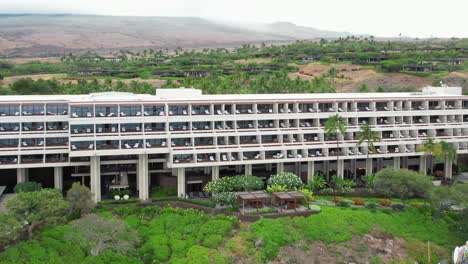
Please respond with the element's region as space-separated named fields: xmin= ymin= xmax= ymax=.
xmin=0 ymin=14 xmax=349 ymax=57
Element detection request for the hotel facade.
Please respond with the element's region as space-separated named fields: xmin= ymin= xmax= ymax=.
xmin=0 ymin=87 xmax=465 ymax=201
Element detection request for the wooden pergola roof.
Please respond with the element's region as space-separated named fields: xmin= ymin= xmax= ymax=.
xmin=273 ymin=191 xmax=305 ymax=201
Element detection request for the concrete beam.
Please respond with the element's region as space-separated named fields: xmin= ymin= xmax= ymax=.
xmin=90 ymin=156 xmax=101 ymax=202
xmin=53 ymin=167 xmax=63 ymax=190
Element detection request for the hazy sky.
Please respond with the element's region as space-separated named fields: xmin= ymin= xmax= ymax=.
xmin=1 ymin=0 xmax=467 ymax=38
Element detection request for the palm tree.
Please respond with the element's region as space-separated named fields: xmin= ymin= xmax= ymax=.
xmin=417 ymin=137 xmax=437 ymax=175
xmin=324 ymin=114 xmax=347 ymax=177
xmin=356 ymin=124 xmax=380 ymax=177
xmin=433 ymin=141 xmax=457 ymax=179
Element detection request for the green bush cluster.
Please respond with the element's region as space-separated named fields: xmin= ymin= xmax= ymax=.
xmin=267 ymin=172 xmax=304 ymax=191
xmin=203 ymin=175 xmax=264 ymax=193
xmin=13 ymin=181 xmax=42 ymax=193
xmin=118 ymin=206 xmax=236 ymax=263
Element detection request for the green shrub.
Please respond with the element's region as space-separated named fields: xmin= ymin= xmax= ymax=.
xmin=308 ymin=175 xmax=326 ymax=191
xmin=299 ymin=188 xmax=314 ymax=201
xmin=266 ymin=184 xmax=288 ymax=193
xmin=212 ymin=192 xmax=236 ymax=206
xmin=366 ymin=202 xmax=377 ymax=209
xmin=267 ymin=172 xmax=303 ymax=190
xmin=204 ymin=175 xmax=263 ymax=193
xmin=14 ymin=182 xmax=42 ymax=193
xmin=108 ymin=188 xmax=132 ymax=198
xmin=391 ymin=203 xmax=406 ymax=211
xmin=374 ymin=168 xmax=432 ymax=200
xmin=151 ymin=187 xmax=177 ymax=198
xmin=320 ymin=187 xmax=334 ymax=195
xmin=337 ymin=200 xmax=351 ymax=207
xmin=202 ymin=234 xmax=224 ymax=248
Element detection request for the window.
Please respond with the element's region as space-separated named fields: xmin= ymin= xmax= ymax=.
xmin=143 ymin=105 xmax=165 ymax=116
xmin=46 ymin=137 xmax=68 ymax=146
xmin=120 ymin=105 xmax=141 ymax=116
xmin=0 ymin=139 xmax=18 ymax=148
xmin=70 ymin=106 xmax=94 ymax=118
xmin=22 ymin=104 xmax=44 ymax=115
xmin=0 ymin=105 xmax=20 ymax=116
xmin=0 ymin=123 xmax=20 ymax=132
xmin=46 ymin=104 xmax=68 ymax=115
xmin=95 ymin=106 xmax=118 ymax=117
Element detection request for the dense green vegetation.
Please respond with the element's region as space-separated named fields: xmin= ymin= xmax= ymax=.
xmin=1 ymin=202 xmax=463 ymax=263
xmin=251 ymin=206 xmax=458 ymax=262
xmin=0 ymin=206 xmax=239 ymax=264
xmin=1 ymin=38 xmax=468 ymax=96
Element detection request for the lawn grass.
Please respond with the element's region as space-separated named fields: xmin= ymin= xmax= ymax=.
xmin=314 ymin=195 xmax=425 ymax=204
xmin=251 ymin=206 xmax=458 ymax=262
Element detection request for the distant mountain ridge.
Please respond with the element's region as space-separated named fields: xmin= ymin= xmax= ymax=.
xmin=0 ymin=14 xmax=350 ymax=57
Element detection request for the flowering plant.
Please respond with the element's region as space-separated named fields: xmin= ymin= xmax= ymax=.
xmin=267 ymin=172 xmax=303 ymax=191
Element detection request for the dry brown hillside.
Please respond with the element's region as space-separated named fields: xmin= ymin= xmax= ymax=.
xmin=289 ymin=63 xmax=468 ymax=92
xmin=0 ymin=15 xmax=348 ymax=57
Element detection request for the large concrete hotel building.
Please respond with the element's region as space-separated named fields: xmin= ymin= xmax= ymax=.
xmin=0 ymin=86 xmax=465 ymax=201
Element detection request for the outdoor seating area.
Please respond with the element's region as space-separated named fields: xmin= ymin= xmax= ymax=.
xmin=236 ymin=190 xmax=307 ymax=214
xmin=272 ymin=191 xmax=306 ymax=212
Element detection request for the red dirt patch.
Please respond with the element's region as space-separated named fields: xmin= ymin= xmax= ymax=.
xmin=272 ymin=230 xmax=409 ymax=264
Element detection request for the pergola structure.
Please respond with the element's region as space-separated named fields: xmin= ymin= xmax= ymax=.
xmin=237 ymin=191 xmax=271 ymax=211
xmin=272 ymin=191 xmax=306 ymax=211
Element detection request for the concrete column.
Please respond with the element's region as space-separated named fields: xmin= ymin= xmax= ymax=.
xmin=277 ymin=163 xmax=284 ymax=173
xmin=177 ymin=168 xmax=186 ymax=198
xmin=203 ymin=166 xmax=210 ymax=175
xmin=324 ymin=161 xmax=330 ymax=180
xmin=393 ymin=157 xmax=401 ymax=169
xmin=337 ymin=159 xmax=344 ymax=178
xmin=401 ymin=157 xmax=408 ymax=169
xmin=365 ymin=158 xmax=373 ymax=175
xmin=419 ymin=156 xmax=427 ymax=175
xmin=245 ymin=164 xmax=253 ymax=176
xmin=266 ymin=163 xmax=273 ymax=171
xmin=211 ymin=166 xmax=219 ymax=181
xmin=90 ymin=156 xmax=101 ymax=202
xmin=235 ymin=165 xmax=242 ymax=174
xmin=137 ymin=154 xmax=149 ymax=200
xmin=444 ymin=157 xmax=453 ymax=180
xmin=306 ymin=161 xmax=315 ymax=182
xmin=377 ymin=158 xmax=384 ymax=171
xmin=53 ymin=167 xmax=63 ymax=190
xmin=350 ymin=159 xmax=357 ymax=180
xmin=294 ymin=162 xmax=301 ymax=177
xmin=16 ymin=168 xmax=28 ymax=183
